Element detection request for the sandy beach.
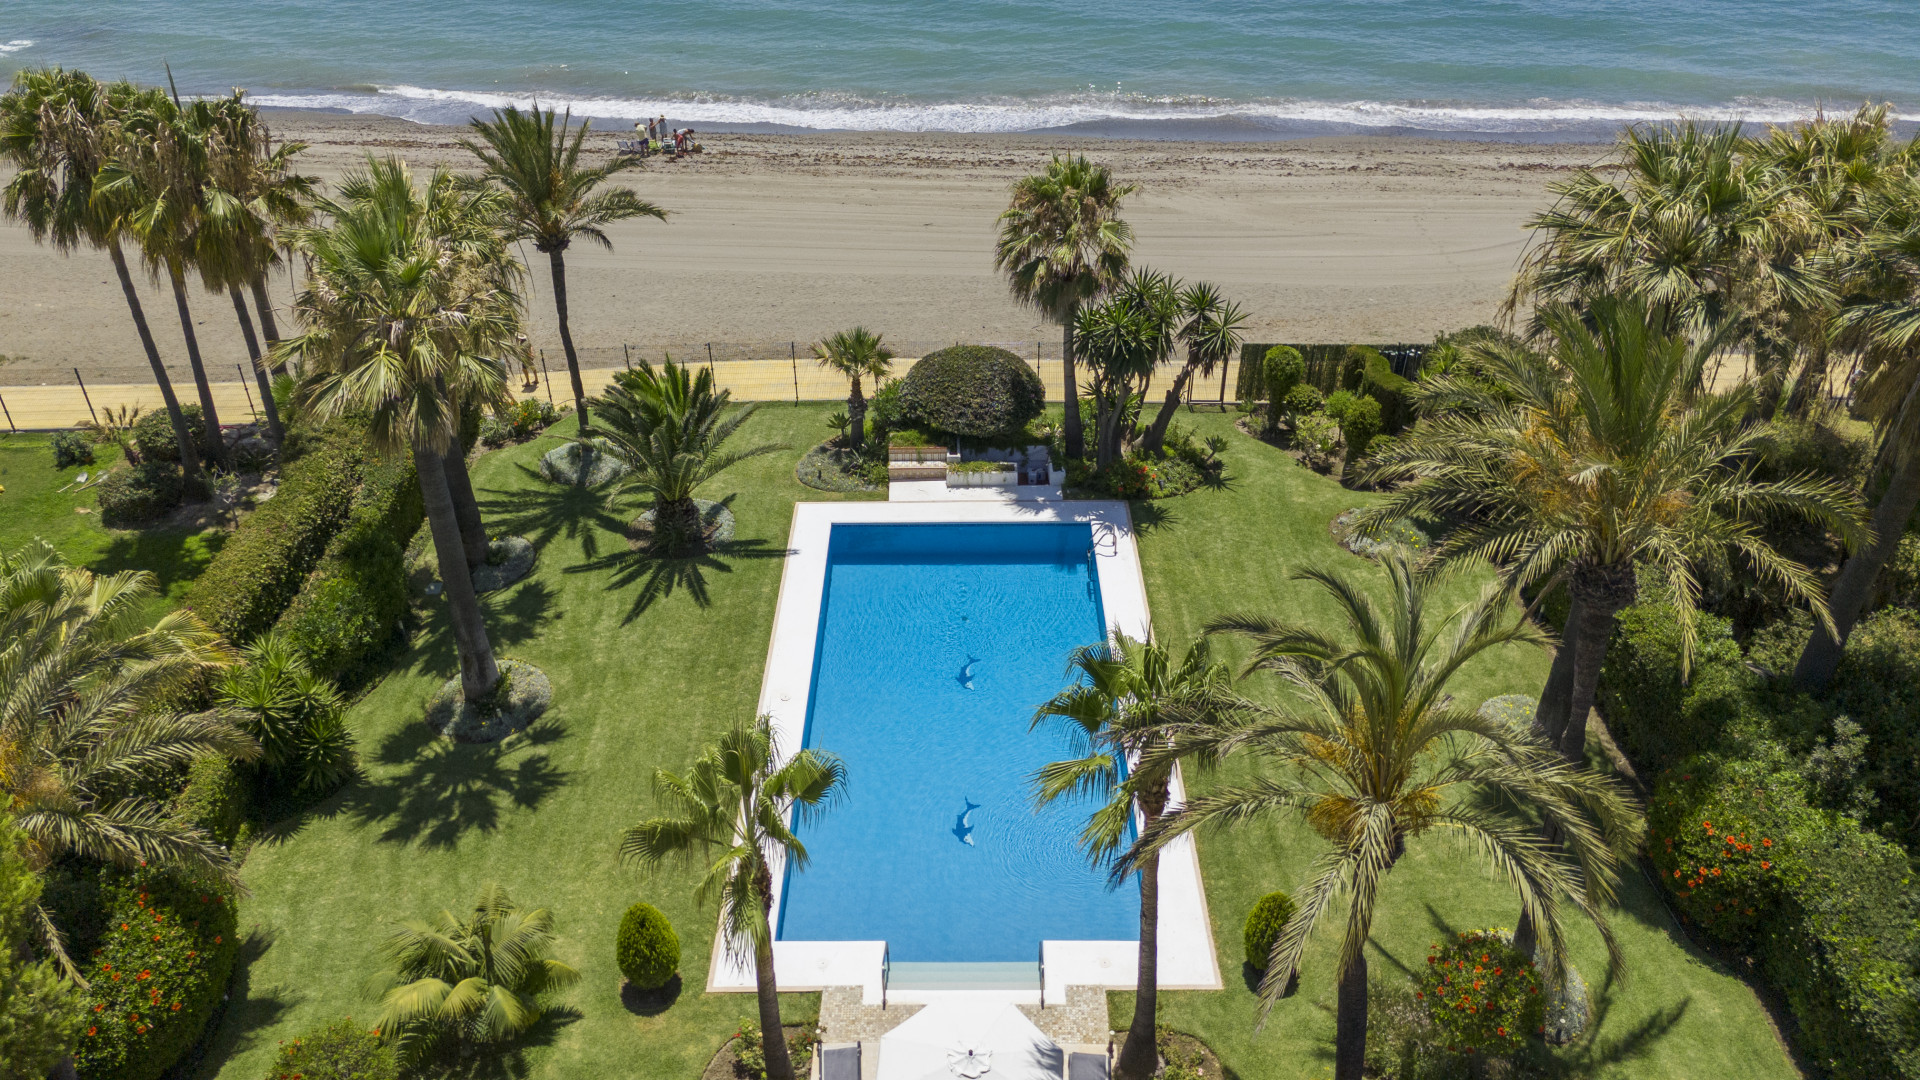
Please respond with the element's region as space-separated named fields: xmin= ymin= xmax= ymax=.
xmin=0 ymin=111 xmax=1605 ymax=387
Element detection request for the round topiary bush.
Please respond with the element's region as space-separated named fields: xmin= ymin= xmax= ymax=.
xmin=616 ymin=902 xmax=680 ymax=990
xmin=96 ymin=462 xmax=186 ymax=526
xmin=1243 ymin=890 xmax=1297 ymax=971
xmin=1264 ymin=346 xmax=1305 ymax=408
xmin=130 ymin=406 xmax=206 ymax=463
xmin=899 ymin=345 xmax=1045 ymax=438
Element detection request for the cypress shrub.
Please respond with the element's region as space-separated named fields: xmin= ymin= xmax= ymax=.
xmin=1243 ymin=890 xmax=1297 ymax=971
xmin=899 ymin=345 xmax=1045 ymax=437
xmin=615 ymin=902 xmax=680 ymax=990
xmin=1263 ymin=346 xmax=1305 ymax=408
xmin=74 ymin=870 xmax=240 ymax=1080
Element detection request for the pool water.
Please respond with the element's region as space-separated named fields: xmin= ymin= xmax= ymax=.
xmin=778 ymin=523 xmax=1140 ymax=964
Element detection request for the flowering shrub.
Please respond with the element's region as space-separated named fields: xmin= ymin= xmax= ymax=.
xmin=262 ymin=1018 xmax=396 ymax=1080
xmin=1647 ymin=761 xmax=1785 ymax=946
xmin=730 ymin=1019 xmax=817 ymax=1080
xmin=1416 ymin=930 xmax=1543 ymax=1057
xmin=479 ymin=399 xmax=561 ymax=447
xmin=75 ymin=869 xmax=240 ymax=1080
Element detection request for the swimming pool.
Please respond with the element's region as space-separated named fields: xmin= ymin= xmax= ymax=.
xmin=776 ymin=522 xmax=1141 ymax=967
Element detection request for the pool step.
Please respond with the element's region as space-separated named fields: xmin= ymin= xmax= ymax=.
xmin=888 ymin=961 xmax=1040 ymax=991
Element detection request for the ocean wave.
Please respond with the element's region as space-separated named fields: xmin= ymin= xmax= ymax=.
xmin=248 ymin=84 xmax=1918 ymax=135
xmin=0 ymin=40 xmax=34 ymax=54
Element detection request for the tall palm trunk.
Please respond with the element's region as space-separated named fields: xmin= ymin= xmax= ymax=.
xmin=1518 ymin=588 xmax=1584 ymax=954
xmin=753 ymin=866 xmax=797 ymax=1080
xmin=1559 ymin=564 xmax=1635 ymax=763
xmin=1333 ymin=950 xmax=1369 ymax=1080
xmin=545 ymin=247 xmax=590 ymax=429
xmin=1142 ymin=361 xmax=1195 ymax=455
xmin=847 ymin=377 xmax=867 ymax=452
xmin=109 ymin=239 xmax=201 ymax=482
xmin=440 ymin=442 xmax=491 ymax=570
xmin=228 ymin=286 xmax=284 ymax=442
xmin=166 ymin=262 xmax=224 ymax=463
xmin=416 ymin=441 xmax=500 ymax=700
xmin=1114 ymin=780 xmax=1169 ymax=1080
xmin=1785 ymin=340 xmax=1831 ymax=418
xmin=1795 ymin=445 xmax=1920 ymax=691
xmin=248 ymin=274 xmax=286 ymax=376
xmin=1062 ymin=304 xmax=1084 ymax=459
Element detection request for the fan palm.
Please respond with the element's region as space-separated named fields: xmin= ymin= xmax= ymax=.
xmin=0 ymin=541 xmax=251 ymax=977
xmin=1142 ymin=281 xmax=1247 ymax=454
xmin=278 ymin=157 xmax=523 ymax=702
xmin=594 ymin=357 xmax=786 ymax=552
xmin=1360 ymin=295 xmax=1865 ymax=759
xmin=369 ymin=883 xmax=580 ymax=1059
xmin=1129 ymin=554 xmax=1640 ymax=1080
xmin=995 ymin=154 xmax=1136 ymax=460
xmin=620 ymin=715 xmax=846 ymax=1080
xmin=812 ymin=327 xmax=894 ymax=451
xmin=0 ymin=68 xmax=202 ymax=478
xmin=462 ymin=105 xmax=667 ymax=429
xmin=1075 ymin=269 xmax=1181 ymax=470
xmin=1031 ymin=632 xmax=1230 ymax=1080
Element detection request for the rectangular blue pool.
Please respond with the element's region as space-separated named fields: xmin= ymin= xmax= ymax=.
xmin=777 ymin=523 xmax=1140 ymax=965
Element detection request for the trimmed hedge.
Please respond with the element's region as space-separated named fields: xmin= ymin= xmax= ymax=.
xmin=131 ymin=405 xmax=206 ymax=463
xmin=615 ymin=902 xmax=680 ymax=990
xmin=899 ymin=345 xmax=1045 ymax=437
xmin=74 ymin=870 xmax=240 ymax=1080
xmin=185 ymin=422 xmax=363 ymax=644
xmin=1347 ymin=345 xmax=1414 ymax=433
xmin=96 ymin=462 xmax=185 ymax=526
xmin=1243 ymin=890 xmax=1296 ymax=971
xmin=261 ymin=1019 xmax=396 ymax=1080
xmin=1597 ymin=601 xmax=1752 ymax=776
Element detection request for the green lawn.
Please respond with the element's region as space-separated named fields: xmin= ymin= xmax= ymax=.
xmin=198 ymin=406 xmax=1796 ymax=1080
xmin=0 ymin=432 xmax=225 ymax=604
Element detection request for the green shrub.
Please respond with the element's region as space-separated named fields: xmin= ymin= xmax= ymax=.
xmin=732 ymin=1018 xmax=817 ymax=1080
xmin=1262 ymin=346 xmax=1305 ymax=419
xmin=1280 ymin=384 xmax=1324 ymax=416
xmin=1881 ymin=532 xmax=1920 ymax=610
xmin=95 ymin=462 xmax=185 ymax=526
xmin=615 ymin=902 xmax=680 ymax=990
xmin=53 ymin=429 xmax=96 ymax=467
xmin=1417 ymin=930 xmax=1544 ymax=1058
xmin=261 ymin=1019 xmax=396 ymax=1080
xmin=1825 ymin=609 xmax=1920 ymax=844
xmin=215 ymin=633 xmax=357 ymax=798
xmin=1350 ymin=346 xmax=1414 ymax=433
xmin=899 ymin=345 xmax=1045 ymax=437
xmin=74 ymin=870 xmax=240 ymax=1080
xmin=171 ymin=754 xmax=250 ymax=851
xmin=1324 ymin=390 xmax=1383 ymax=459
xmin=867 ymin=377 xmax=906 ymax=440
xmin=187 ymin=421 xmax=364 ymax=644
xmin=1243 ymin=891 xmax=1296 ymax=971
xmin=0 ymin=817 xmax=83 ymax=1079
xmin=1647 ymin=755 xmax=1791 ymax=946
xmin=1756 ymin=415 xmax=1869 ymax=489
xmin=1293 ymin=411 xmax=1341 ymax=470
xmin=479 ymin=399 xmax=560 ymax=448
xmin=1597 ymin=601 xmax=1748 ymax=776
xmin=130 ymin=406 xmax=205 ymax=463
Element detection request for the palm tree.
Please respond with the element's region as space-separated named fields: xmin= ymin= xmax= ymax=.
xmin=995 ymin=154 xmax=1136 ymax=460
xmin=462 ymin=105 xmax=667 ymax=429
xmin=1129 ymin=554 xmax=1640 ymax=1080
xmin=96 ymin=89 xmax=231 ymax=464
xmin=0 ymin=68 xmax=202 ymax=479
xmin=0 ymin=541 xmax=252 ymax=976
xmin=279 ymin=157 xmax=523 ymax=703
xmin=1360 ymin=295 xmax=1865 ymax=760
xmin=594 ymin=357 xmax=787 ymax=552
xmin=1075 ymin=270 xmax=1181 ymax=471
xmin=1142 ymin=281 xmax=1247 ymax=454
xmin=1030 ymin=632 xmax=1229 ymax=1080
xmin=620 ymin=715 xmax=846 ymax=1080
xmin=1795 ymin=166 xmax=1920 ymax=689
xmin=812 ymin=327 xmax=894 ymax=452
xmin=369 ymin=883 xmax=580 ymax=1060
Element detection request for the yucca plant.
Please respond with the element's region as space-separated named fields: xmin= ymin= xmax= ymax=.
xmin=214 ymin=632 xmax=355 ymax=795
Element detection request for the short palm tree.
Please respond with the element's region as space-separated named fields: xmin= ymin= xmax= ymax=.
xmin=595 ymin=357 xmax=786 ymax=552
xmin=1074 ymin=270 xmax=1181 ymax=470
xmin=462 ymin=105 xmax=667 ymax=429
xmin=812 ymin=327 xmax=894 ymax=451
xmin=0 ymin=68 xmax=201 ymax=478
xmin=369 ymin=883 xmax=580 ymax=1060
xmin=1031 ymin=632 xmax=1229 ymax=1080
xmin=1142 ymin=281 xmax=1247 ymax=454
xmin=280 ymin=157 xmax=522 ymax=703
xmin=620 ymin=715 xmax=846 ymax=1080
xmin=0 ymin=541 xmax=251 ymax=976
xmin=1131 ymin=554 xmax=1640 ymax=1080
xmin=1360 ymin=295 xmax=1865 ymax=759
xmin=996 ymin=154 xmax=1136 ymax=460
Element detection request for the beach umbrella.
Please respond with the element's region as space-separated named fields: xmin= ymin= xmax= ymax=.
xmin=878 ymin=999 xmax=1063 ymax=1080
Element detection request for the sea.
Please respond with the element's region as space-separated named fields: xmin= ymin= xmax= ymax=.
xmin=4 ymin=0 xmax=1918 ymax=142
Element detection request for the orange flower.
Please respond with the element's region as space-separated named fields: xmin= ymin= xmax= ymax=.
xmin=1761 ymin=861 xmax=1772 ymax=870
xmin=1762 ymin=838 xmax=1772 ymax=847
xmin=87 ymin=1027 xmax=96 ymax=1036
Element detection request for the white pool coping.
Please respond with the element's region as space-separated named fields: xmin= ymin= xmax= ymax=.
xmin=707 ymin=500 xmax=1223 ymax=1002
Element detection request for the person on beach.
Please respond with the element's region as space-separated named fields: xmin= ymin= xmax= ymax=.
xmin=517 ymin=334 xmax=538 ymax=391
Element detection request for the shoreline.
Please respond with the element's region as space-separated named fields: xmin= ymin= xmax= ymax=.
xmin=1 ymin=112 xmax=1601 ymax=387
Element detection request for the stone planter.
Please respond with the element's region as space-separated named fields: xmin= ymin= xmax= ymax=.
xmin=947 ymin=467 xmax=1017 ymax=488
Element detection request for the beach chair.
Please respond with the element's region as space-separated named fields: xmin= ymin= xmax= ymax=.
xmin=1067 ymin=1052 xmax=1109 ymax=1080
xmin=820 ymin=1044 xmax=860 ymax=1080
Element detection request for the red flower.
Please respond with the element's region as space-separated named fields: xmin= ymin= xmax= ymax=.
xmin=1762 ymin=838 xmax=1772 ymax=847
xmin=1761 ymin=861 xmax=1772 ymax=870
xmin=87 ymin=1027 xmax=97 ymax=1036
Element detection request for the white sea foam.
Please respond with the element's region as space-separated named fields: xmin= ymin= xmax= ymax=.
xmin=0 ymin=40 xmax=34 ymax=54
xmin=247 ymin=84 xmax=1918 ymax=135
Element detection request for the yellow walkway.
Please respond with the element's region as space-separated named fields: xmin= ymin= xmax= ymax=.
xmin=0 ymin=358 xmax=1248 ymax=431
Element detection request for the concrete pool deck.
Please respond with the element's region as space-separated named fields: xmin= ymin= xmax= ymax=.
xmin=708 ymin=499 xmax=1223 ymax=1003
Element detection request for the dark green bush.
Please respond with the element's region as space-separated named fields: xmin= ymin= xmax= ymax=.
xmin=1348 ymin=346 xmax=1413 ymax=433
xmin=899 ymin=345 xmax=1045 ymax=438
xmin=1598 ymin=601 xmax=1749 ymax=775
xmin=215 ymin=633 xmax=356 ymax=800
xmin=53 ymin=430 xmax=96 ymax=467
xmin=615 ymin=902 xmax=680 ymax=990
xmin=1262 ymin=346 xmax=1305 ymax=417
xmin=96 ymin=462 xmax=185 ymax=526
xmin=1324 ymin=391 xmax=1382 ymax=459
xmin=1243 ymin=890 xmax=1296 ymax=971
xmin=1280 ymin=384 xmax=1324 ymax=416
xmin=1824 ymin=609 xmax=1920 ymax=845
xmin=186 ymin=421 xmax=364 ymax=644
xmin=1756 ymin=416 xmax=1869 ymax=489
xmin=74 ymin=870 xmax=240 ymax=1080
xmin=261 ymin=1019 xmax=396 ymax=1080
xmin=172 ymin=754 xmax=250 ymax=850
xmin=130 ymin=406 xmax=205 ymax=463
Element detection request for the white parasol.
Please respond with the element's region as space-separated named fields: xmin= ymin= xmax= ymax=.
xmin=878 ymin=999 xmax=1063 ymax=1080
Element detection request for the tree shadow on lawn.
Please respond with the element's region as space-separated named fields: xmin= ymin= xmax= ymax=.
xmin=477 ymin=464 xmax=633 ymax=563
xmin=426 ymin=1007 xmax=583 ymax=1080
xmin=566 ymin=501 xmax=790 ymax=622
xmin=333 ymin=715 xmax=573 ymax=849
xmin=196 ymin=929 xmax=300 ymax=1078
